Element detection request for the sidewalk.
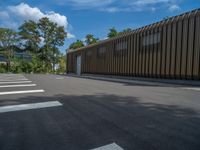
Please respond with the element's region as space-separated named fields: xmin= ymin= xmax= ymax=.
xmin=67 ymin=73 xmax=200 ymax=87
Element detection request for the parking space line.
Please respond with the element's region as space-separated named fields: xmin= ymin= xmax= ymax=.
xmin=0 ymin=78 xmax=29 ymax=82
xmin=0 ymin=89 xmax=45 ymax=95
xmin=91 ymin=143 xmax=124 ymax=150
xmin=0 ymin=81 xmax=32 ymax=84
xmin=0 ymin=101 xmax=62 ymax=113
xmin=181 ymin=87 xmax=200 ymax=91
xmin=0 ymin=84 xmax=36 ymax=88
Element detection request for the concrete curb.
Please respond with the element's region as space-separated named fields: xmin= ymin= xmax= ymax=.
xmin=66 ymin=74 xmax=200 ymax=87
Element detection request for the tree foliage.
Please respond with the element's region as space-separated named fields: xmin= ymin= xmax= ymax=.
xmin=107 ymin=27 xmax=118 ymax=38
xmin=69 ymin=40 xmax=85 ymax=50
xmin=18 ymin=20 xmax=40 ymax=53
xmin=0 ymin=17 xmax=67 ymax=74
xmin=119 ymin=28 xmax=133 ymax=35
xmin=85 ymin=34 xmax=99 ymax=45
xmin=37 ymin=17 xmax=66 ymax=71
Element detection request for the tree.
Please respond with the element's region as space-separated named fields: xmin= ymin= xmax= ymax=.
xmin=0 ymin=28 xmax=19 ymax=70
xmin=18 ymin=20 xmax=40 ymax=53
xmin=69 ymin=40 xmax=85 ymax=50
xmin=119 ymin=28 xmax=132 ymax=34
xmin=85 ymin=34 xmax=99 ymax=45
xmin=49 ymin=26 xmax=66 ymax=71
xmin=57 ymin=54 xmax=66 ymax=73
xmin=38 ymin=17 xmax=67 ymax=72
xmin=107 ymin=27 xmax=118 ymax=38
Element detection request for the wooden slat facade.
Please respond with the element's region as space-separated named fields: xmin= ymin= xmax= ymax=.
xmin=67 ymin=9 xmax=200 ymax=80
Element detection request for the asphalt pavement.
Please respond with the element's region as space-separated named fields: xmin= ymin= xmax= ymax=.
xmin=0 ymin=74 xmax=200 ymax=150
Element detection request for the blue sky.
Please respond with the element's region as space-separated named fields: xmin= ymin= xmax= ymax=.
xmin=0 ymin=0 xmax=199 ymax=53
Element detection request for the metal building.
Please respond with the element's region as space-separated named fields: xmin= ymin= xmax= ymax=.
xmin=67 ymin=9 xmax=200 ymax=80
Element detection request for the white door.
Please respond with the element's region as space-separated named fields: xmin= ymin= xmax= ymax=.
xmin=76 ymin=55 xmax=81 ymax=75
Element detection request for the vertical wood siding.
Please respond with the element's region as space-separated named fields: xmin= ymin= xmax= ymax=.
xmin=67 ymin=9 xmax=200 ymax=80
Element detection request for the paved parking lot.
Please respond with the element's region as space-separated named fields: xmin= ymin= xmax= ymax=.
xmin=0 ymin=74 xmax=200 ymax=150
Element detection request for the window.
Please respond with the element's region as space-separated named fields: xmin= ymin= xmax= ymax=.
xmin=86 ymin=50 xmax=92 ymax=57
xmin=142 ymin=32 xmax=161 ymax=47
xmin=115 ymin=41 xmax=128 ymax=51
xmin=114 ymin=40 xmax=128 ymax=56
xmin=97 ymin=47 xmax=106 ymax=58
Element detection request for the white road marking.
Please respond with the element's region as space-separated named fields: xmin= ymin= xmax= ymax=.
xmin=0 ymin=89 xmax=44 ymax=95
xmin=182 ymin=87 xmax=200 ymax=91
xmin=0 ymin=78 xmax=29 ymax=82
xmin=91 ymin=143 xmax=124 ymax=150
xmin=0 ymin=101 xmax=62 ymax=113
xmin=0 ymin=75 xmax=25 ymax=77
xmin=0 ymin=81 xmax=32 ymax=84
xmin=0 ymin=76 xmax=26 ymax=78
xmin=0 ymin=78 xmax=28 ymax=81
xmin=0 ymin=75 xmax=26 ymax=79
xmin=56 ymin=77 xmax=64 ymax=79
xmin=0 ymin=84 xmax=36 ymax=88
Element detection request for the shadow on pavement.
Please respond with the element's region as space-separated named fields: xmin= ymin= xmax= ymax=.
xmin=0 ymin=94 xmax=200 ymax=150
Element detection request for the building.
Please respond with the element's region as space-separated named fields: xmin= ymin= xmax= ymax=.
xmin=0 ymin=54 xmax=8 ymax=64
xmin=67 ymin=8 xmax=200 ymax=80
xmin=14 ymin=52 xmax=32 ymax=61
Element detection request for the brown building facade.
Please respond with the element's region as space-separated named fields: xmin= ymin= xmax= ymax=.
xmin=67 ymin=9 xmax=200 ymax=80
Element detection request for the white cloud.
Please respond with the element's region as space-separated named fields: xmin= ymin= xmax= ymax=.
xmin=169 ymin=4 xmax=180 ymax=12
xmin=67 ymin=33 xmax=76 ymax=39
xmin=60 ymin=0 xmax=181 ymax=13
xmin=8 ymin=3 xmax=68 ymax=28
xmin=132 ymin=0 xmax=171 ymax=6
xmin=0 ymin=11 xmax=9 ymax=19
xmin=0 ymin=3 xmax=75 ymax=39
xmin=63 ymin=0 xmax=113 ymax=8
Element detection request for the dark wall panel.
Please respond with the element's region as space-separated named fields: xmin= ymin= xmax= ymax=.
xmin=181 ymin=16 xmax=189 ymax=78
xmin=193 ymin=13 xmax=200 ymax=79
xmin=153 ymin=26 xmax=158 ymax=77
xmin=161 ymin=25 xmax=167 ymax=77
xmin=170 ymin=21 xmax=177 ymax=78
xmin=133 ymin=33 xmax=137 ymax=75
xmin=157 ymin=26 xmax=162 ymax=77
xmin=165 ymin=22 xmax=172 ymax=78
xmin=186 ymin=14 xmax=195 ymax=78
xmin=145 ymin=30 xmax=150 ymax=77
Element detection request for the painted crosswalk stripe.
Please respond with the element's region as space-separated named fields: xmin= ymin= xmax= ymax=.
xmin=182 ymin=87 xmax=200 ymax=91
xmin=0 ymin=84 xmax=36 ymax=88
xmin=0 ymin=89 xmax=44 ymax=95
xmin=0 ymin=77 xmax=27 ymax=79
xmin=0 ymin=75 xmax=25 ymax=77
xmin=0 ymin=81 xmax=32 ymax=84
xmin=91 ymin=143 xmax=124 ymax=150
xmin=0 ymin=101 xmax=62 ymax=113
xmin=0 ymin=78 xmax=29 ymax=82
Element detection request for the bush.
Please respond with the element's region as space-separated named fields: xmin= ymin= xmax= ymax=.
xmin=0 ymin=63 xmax=7 ymax=73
